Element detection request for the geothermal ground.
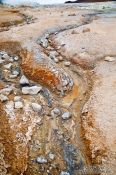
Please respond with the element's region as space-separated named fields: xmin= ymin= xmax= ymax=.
xmin=0 ymin=2 xmax=116 ymax=175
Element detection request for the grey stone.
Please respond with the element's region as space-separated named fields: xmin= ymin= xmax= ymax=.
xmin=14 ymin=96 xmax=22 ymax=102
xmin=20 ymin=75 xmax=29 ymax=86
xmin=60 ymin=171 xmax=70 ymax=175
xmin=31 ymin=103 xmax=42 ymax=112
xmin=36 ymin=156 xmax=47 ymax=164
xmin=22 ymin=86 xmax=42 ymax=95
xmin=4 ymin=63 xmax=12 ymax=70
xmin=64 ymin=61 xmax=71 ymax=67
xmin=49 ymin=153 xmax=55 ymax=160
xmin=0 ymin=94 xmax=8 ymax=102
xmin=0 ymin=58 xmax=5 ymax=64
xmin=51 ymin=108 xmax=61 ymax=117
xmin=13 ymin=56 xmax=19 ymax=61
xmin=0 ymin=86 xmax=13 ymax=95
xmin=62 ymin=112 xmax=72 ymax=120
xmin=9 ymin=74 xmax=18 ymax=79
xmin=2 ymin=53 xmax=10 ymax=60
xmin=14 ymin=101 xmax=23 ymax=109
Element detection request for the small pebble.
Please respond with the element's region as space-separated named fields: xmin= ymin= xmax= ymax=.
xmin=20 ymin=75 xmax=29 ymax=86
xmin=14 ymin=101 xmax=23 ymax=109
xmin=64 ymin=61 xmax=71 ymax=67
xmin=60 ymin=171 xmax=70 ymax=175
xmin=22 ymin=86 xmax=42 ymax=95
xmin=62 ymin=112 xmax=72 ymax=120
xmin=14 ymin=96 xmax=22 ymax=102
xmin=105 ymin=56 xmax=115 ymax=62
xmin=0 ymin=94 xmax=8 ymax=102
xmin=13 ymin=56 xmax=19 ymax=61
xmin=31 ymin=103 xmax=42 ymax=113
xmin=49 ymin=153 xmax=55 ymax=160
xmin=51 ymin=108 xmax=61 ymax=117
xmin=36 ymin=156 xmax=47 ymax=164
xmin=4 ymin=63 xmax=12 ymax=70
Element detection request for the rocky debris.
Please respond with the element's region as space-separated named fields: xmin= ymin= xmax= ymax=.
xmin=2 ymin=53 xmax=10 ymax=60
xmin=13 ymin=56 xmax=19 ymax=61
xmin=105 ymin=56 xmax=116 ymax=62
xmin=0 ymin=94 xmax=8 ymax=102
xmin=0 ymin=86 xmax=13 ymax=95
xmin=4 ymin=63 xmax=12 ymax=70
xmin=36 ymin=156 xmax=47 ymax=164
xmin=60 ymin=171 xmax=70 ymax=175
xmin=31 ymin=103 xmax=42 ymax=113
xmin=0 ymin=58 xmax=5 ymax=64
xmin=51 ymin=107 xmax=61 ymax=117
xmin=59 ymin=56 xmax=64 ymax=61
xmin=40 ymin=37 xmax=48 ymax=48
xmin=54 ymin=57 xmax=59 ymax=63
xmin=49 ymin=51 xmax=58 ymax=59
xmin=22 ymin=86 xmax=42 ymax=95
xmin=20 ymin=75 xmax=29 ymax=86
xmin=9 ymin=74 xmax=18 ymax=79
xmin=12 ymin=70 xmax=20 ymax=76
xmin=48 ymin=153 xmax=55 ymax=160
xmin=14 ymin=96 xmax=22 ymax=102
xmin=14 ymin=101 xmax=23 ymax=109
xmin=83 ymin=28 xmax=90 ymax=33
xmin=64 ymin=61 xmax=71 ymax=67
xmin=62 ymin=112 xmax=72 ymax=120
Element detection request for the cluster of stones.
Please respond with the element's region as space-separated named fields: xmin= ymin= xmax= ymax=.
xmin=0 ymin=50 xmax=73 ymax=175
xmin=38 ymin=33 xmax=74 ymax=96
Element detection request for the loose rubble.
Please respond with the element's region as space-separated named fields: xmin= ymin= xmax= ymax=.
xmin=31 ymin=103 xmax=42 ymax=113
xmin=36 ymin=156 xmax=47 ymax=164
xmin=20 ymin=75 xmax=29 ymax=86
xmin=22 ymin=86 xmax=42 ymax=95
xmin=14 ymin=101 xmax=23 ymax=109
xmin=62 ymin=112 xmax=72 ymax=120
xmin=0 ymin=94 xmax=8 ymax=102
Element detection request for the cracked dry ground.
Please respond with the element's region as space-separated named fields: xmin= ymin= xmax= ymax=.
xmin=0 ymin=3 xmax=116 ymax=175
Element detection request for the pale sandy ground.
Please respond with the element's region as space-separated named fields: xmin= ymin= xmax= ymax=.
xmin=55 ymin=12 xmax=116 ymax=174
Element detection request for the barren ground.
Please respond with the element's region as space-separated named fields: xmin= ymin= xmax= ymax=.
xmin=0 ymin=2 xmax=116 ymax=175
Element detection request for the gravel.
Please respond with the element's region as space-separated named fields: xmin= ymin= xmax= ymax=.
xmin=36 ymin=156 xmax=47 ymax=164
xmin=31 ymin=103 xmax=42 ymax=113
xmin=22 ymin=86 xmax=42 ymax=95
xmin=61 ymin=112 xmax=72 ymax=120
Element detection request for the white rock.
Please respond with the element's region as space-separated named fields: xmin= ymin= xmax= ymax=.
xmin=31 ymin=103 xmax=42 ymax=112
xmin=36 ymin=156 xmax=47 ymax=164
xmin=20 ymin=75 xmax=29 ymax=85
xmin=2 ymin=53 xmax=10 ymax=60
xmin=54 ymin=58 xmax=59 ymax=63
xmin=49 ymin=153 xmax=55 ymax=160
xmin=0 ymin=86 xmax=13 ymax=95
xmin=14 ymin=96 xmax=21 ymax=102
xmin=13 ymin=70 xmax=19 ymax=76
xmin=4 ymin=63 xmax=12 ymax=70
xmin=60 ymin=171 xmax=70 ymax=175
xmin=62 ymin=112 xmax=72 ymax=120
xmin=0 ymin=58 xmax=5 ymax=64
xmin=64 ymin=61 xmax=71 ymax=67
xmin=14 ymin=101 xmax=23 ymax=109
xmin=9 ymin=74 xmax=18 ymax=79
xmin=0 ymin=94 xmax=8 ymax=102
xmin=13 ymin=56 xmax=19 ymax=61
xmin=105 ymin=56 xmax=115 ymax=62
xmin=59 ymin=56 xmax=63 ymax=61
xmin=22 ymin=86 xmax=42 ymax=95
xmin=62 ymin=80 xmax=69 ymax=87
xmin=51 ymin=108 xmax=61 ymax=117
